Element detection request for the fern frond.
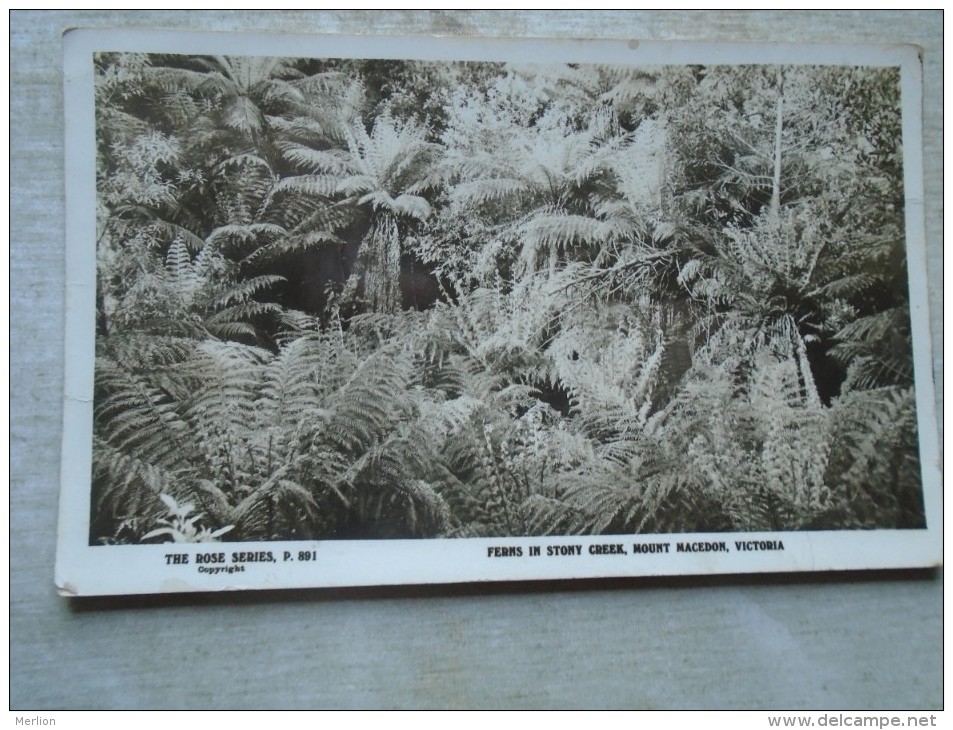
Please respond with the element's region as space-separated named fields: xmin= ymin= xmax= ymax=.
xmin=520 ymin=212 xmax=614 ymax=253
xmin=521 ymin=494 xmax=590 ymax=536
xmin=811 ymin=272 xmax=880 ymax=299
xmin=451 ymin=177 xmax=530 ymax=205
xmin=288 ymin=202 xmax=353 ymax=237
xmin=390 ymin=193 xmax=432 ymax=221
xmin=265 ymin=115 xmax=326 ymax=141
xmin=147 ymin=219 xmax=206 ymax=253
xmin=279 ymin=143 xmax=354 ymax=174
xmin=322 ymin=344 xmax=415 ymax=455
xmin=210 ymin=300 xmax=282 ymax=321
xmin=206 ymin=222 xmax=287 ymax=250
xmin=213 ymin=274 xmax=286 ymax=308
xmin=271 ymin=174 xmax=341 ymax=198
xmin=833 ymin=307 xmax=907 ymax=345
xmin=95 ymin=359 xmax=192 ymax=469
xmin=181 ymin=340 xmax=270 ymax=445
xmin=228 ymin=468 xmax=319 ymax=540
xmin=217 ymin=152 xmax=274 ymax=174
xmin=91 ymin=436 xmax=184 ymax=523
xmin=336 ymin=174 xmax=378 ymax=196
xmin=146 ymin=66 xmax=230 ymax=97
xmin=293 ymin=70 xmax=347 ymax=95
xmin=825 ymin=386 xmax=923 ymax=528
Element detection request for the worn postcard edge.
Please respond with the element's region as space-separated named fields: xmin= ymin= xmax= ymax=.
xmin=56 ymin=29 xmax=941 ymax=597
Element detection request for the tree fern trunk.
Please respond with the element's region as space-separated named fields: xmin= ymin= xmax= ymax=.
xmin=362 ymin=215 xmax=402 ymax=313
xmin=794 ymin=329 xmax=822 ymax=408
xmin=770 ymin=83 xmax=784 ymax=226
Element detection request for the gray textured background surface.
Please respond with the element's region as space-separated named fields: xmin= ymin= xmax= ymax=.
xmin=11 ymin=10 xmax=943 ymax=710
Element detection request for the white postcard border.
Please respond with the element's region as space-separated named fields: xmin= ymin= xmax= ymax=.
xmin=57 ymin=29 xmax=941 ymax=597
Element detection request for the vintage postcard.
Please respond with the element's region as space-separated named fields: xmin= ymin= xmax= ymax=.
xmin=56 ymin=29 xmax=941 ymax=595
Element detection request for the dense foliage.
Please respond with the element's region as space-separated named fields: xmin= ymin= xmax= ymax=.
xmin=91 ymin=53 xmax=924 ymax=544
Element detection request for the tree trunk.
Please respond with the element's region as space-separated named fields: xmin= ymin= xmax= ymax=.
xmin=769 ymin=84 xmax=784 ymax=227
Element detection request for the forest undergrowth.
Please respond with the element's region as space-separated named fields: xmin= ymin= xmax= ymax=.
xmin=90 ymin=53 xmax=925 ymax=543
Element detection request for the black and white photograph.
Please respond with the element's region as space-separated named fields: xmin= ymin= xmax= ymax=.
xmin=55 ymin=29 xmax=941 ymax=595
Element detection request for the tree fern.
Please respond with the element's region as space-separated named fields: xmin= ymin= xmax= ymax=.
xmin=823 ymin=386 xmax=924 ymax=528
